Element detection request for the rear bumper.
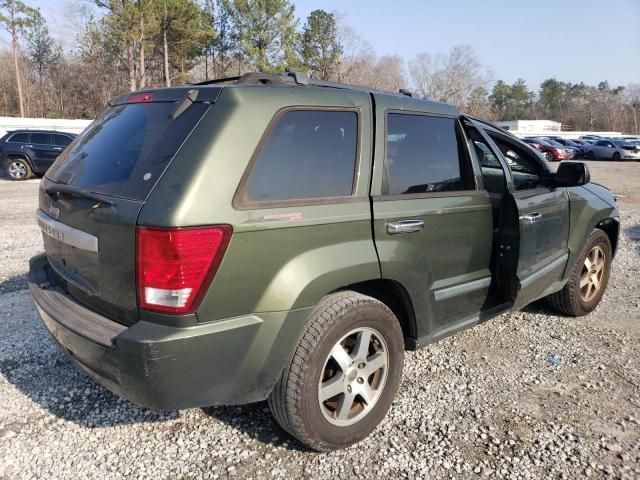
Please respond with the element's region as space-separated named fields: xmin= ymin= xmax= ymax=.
xmin=29 ymin=253 xmax=311 ymax=410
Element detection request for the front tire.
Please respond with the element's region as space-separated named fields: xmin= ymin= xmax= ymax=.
xmin=268 ymin=291 xmax=404 ymax=451
xmin=5 ymin=158 xmax=32 ymax=180
xmin=546 ymin=229 xmax=612 ymax=316
xmin=543 ymin=151 xmax=553 ymax=162
xmin=612 ymin=152 xmax=621 ymax=161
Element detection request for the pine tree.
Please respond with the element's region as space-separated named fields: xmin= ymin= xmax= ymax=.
xmin=226 ymin=0 xmax=297 ymax=72
xmin=300 ymin=10 xmax=341 ymax=80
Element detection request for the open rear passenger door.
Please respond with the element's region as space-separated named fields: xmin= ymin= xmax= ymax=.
xmin=463 ymin=118 xmax=570 ymax=311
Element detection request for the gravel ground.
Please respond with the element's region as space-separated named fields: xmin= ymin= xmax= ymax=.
xmin=0 ymin=164 xmax=639 ymax=479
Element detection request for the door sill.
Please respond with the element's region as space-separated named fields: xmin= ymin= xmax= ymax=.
xmin=405 ymin=301 xmax=512 ymax=350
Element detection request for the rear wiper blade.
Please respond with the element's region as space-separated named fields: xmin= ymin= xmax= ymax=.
xmin=44 ymin=184 xmax=114 ymax=205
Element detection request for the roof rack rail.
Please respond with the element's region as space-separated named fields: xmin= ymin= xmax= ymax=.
xmin=191 ymin=71 xmax=423 ymax=98
xmin=190 ymin=76 xmax=241 ymax=86
xmin=284 ymin=68 xmax=309 ymax=85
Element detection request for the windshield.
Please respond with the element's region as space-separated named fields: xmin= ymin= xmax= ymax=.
xmin=46 ymin=101 xmax=210 ymax=201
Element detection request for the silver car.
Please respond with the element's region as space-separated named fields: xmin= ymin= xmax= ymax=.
xmin=591 ymin=139 xmax=640 ymax=161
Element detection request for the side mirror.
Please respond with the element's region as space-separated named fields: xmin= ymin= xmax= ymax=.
xmin=554 ymin=162 xmax=590 ymax=187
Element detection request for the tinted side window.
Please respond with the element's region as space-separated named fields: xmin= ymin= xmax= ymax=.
xmin=32 ymin=133 xmax=52 ymax=145
xmin=54 ymin=134 xmax=73 ymax=147
xmin=466 ymin=125 xmax=506 ymax=196
xmin=245 ymin=110 xmax=358 ymax=202
xmin=386 ymin=114 xmax=472 ymax=195
xmin=8 ymin=133 xmax=29 ymax=143
xmin=488 ymin=133 xmax=544 ymax=191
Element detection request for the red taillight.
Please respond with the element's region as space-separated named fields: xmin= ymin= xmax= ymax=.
xmin=127 ymin=92 xmax=154 ymax=103
xmin=136 ymin=225 xmax=232 ymax=314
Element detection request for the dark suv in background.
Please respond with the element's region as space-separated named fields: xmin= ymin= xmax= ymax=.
xmin=0 ymin=130 xmax=76 ymax=180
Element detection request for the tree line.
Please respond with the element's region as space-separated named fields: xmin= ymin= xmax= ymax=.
xmin=0 ymin=0 xmax=638 ymax=134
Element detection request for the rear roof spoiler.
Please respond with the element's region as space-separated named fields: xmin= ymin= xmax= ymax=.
xmin=110 ymin=86 xmax=222 ymax=107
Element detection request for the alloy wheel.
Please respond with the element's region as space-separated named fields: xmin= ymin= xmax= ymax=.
xmin=318 ymin=327 xmax=389 ymax=427
xmin=8 ymin=161 xmax=27 ymax=179
xmin=580 ymin=246 xmax=605 ymax=302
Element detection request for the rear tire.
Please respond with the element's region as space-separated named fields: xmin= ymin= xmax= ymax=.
xmin=268 ymin=291 xmax=404 ymax=451
xmin=612 ymin=152 xmax=621 ymax=161
xmin=4 ymin=157 xmax=32 ymax=180
xmin=546 ymin=229 xmax=612 ymax=316
xmin=543 ymin=151 xmax=553 ymax=162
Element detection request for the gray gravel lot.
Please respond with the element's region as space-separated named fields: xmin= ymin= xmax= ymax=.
xmin=1 ymin=163 xmax=639 ymax=479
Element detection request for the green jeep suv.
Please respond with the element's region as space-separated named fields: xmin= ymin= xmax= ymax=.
xmin=28 ymin=72 xmax=619 ymax=451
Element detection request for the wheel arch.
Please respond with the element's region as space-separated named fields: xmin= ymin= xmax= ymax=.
xmin=332 ymin=278 xmax=418 ymax=350
xmin=6 ymin=153 xmax=35 ymax=171
xmin=596 ymin=217 xmax=620 ymax=257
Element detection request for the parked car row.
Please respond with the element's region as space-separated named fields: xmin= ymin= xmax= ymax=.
xmin=522 ymin=134 xmax=640 ymax=162
xmin=579 ymin=136 xmax=640 ymax=161
xmin=0 ymin=129 xmax=76 ymax=180
xmin=522 ymin=137 xmax=576 ymax=161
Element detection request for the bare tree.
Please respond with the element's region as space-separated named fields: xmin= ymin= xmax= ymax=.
xmin=410 ymin=45 xmax=491 ymax=108
xmin=409 ymin=52 xmax=439 ymax=99
xmin=333 ymin=21 xmax=372 ymax=83
xmin=369 ymin=55 xmax=407 ymax=92
xmin=623 ymin=84 xmax=640 ymax=135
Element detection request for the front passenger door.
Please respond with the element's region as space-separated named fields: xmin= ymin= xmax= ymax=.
xmin=475 ymin=124 xmax=570 ymax=310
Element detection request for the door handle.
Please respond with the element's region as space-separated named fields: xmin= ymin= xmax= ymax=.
xmin=53 ymin=147 xmax=62 ymax=151
xmin=521 ymin=212 xmax=542 ymax=224
xmin=386 ymin=219 xmax=424 ymax=234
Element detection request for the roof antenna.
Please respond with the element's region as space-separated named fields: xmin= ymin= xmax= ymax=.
xmin=399 ymin=89 xmax=414 ymax=97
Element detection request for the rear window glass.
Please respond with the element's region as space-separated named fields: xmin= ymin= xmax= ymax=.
xmin=386 ymin=114 xmax=472 ymax=194
xmin=8 ymin=133 xmax=29 ymax=143
xmin=46 ymin=102 xmax=210 ymax=201
xmin=244 ymin=110 xmax=358 ymax=203
xmin=54 ymin=134 xmax=73 ymax=147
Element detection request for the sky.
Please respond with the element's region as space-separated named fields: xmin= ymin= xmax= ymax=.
xmin=17 ymin=0 xmax=640 ymax=91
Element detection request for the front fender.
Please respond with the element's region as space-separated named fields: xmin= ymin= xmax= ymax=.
xmin=565 ymin=186 xmax=619 ymax=279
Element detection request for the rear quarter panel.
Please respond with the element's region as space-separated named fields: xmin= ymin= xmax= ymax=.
xmin=138 ymin=86 xmax=380 ymax=322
